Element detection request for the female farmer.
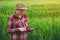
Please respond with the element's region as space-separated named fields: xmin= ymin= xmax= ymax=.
xmin=6 ymin=2 xmax=34 ymax=40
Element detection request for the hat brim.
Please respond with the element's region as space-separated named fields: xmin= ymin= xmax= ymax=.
xmin=16 ymin=7 xmax=28 ymax=10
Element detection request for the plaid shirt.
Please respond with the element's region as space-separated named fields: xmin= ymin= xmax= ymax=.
xmin=6 ymin=13 xmax=31 ymax=40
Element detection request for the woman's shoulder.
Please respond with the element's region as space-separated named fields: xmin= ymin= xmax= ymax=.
xmin=8 ymin=14 xmax=14 ymax=19
xmin=22 ymin=13 xmax=28 ymax=18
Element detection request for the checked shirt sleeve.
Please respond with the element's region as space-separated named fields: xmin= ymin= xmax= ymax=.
xmin=6 ymin=16 xmax=18 ymax=33
xmin=23 ymin=14 xmax=31 ymax=30
xmin=24 ymin=17 xmax=34 ymax=32
xmin=23 ymin=14 xmax=34 ymax=32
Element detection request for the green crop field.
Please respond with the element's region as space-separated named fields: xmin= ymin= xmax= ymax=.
xmin=0 ymin=0 xmax=60 ymax=40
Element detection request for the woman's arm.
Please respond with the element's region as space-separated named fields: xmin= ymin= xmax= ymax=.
xmin=6 ymin=16 xmax=19 ymax=33
xmin=23 ymin=14 xmax=34 ymax=32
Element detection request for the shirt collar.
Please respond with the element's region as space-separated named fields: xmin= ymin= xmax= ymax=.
xmin=13 ymin=12 xmax=23 ymax=18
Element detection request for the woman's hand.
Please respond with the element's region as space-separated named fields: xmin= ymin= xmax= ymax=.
xmin=18 ymin=28 xmax=26 ymax=32
xmin=27 ymin=28 xmax=35 ymax=32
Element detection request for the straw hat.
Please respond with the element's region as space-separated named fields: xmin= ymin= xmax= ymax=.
xmin=16 ymin=2 xmax=28 ymax=10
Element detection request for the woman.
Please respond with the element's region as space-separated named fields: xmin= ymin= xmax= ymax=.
xmin=6 ymin=2 xmax=34 ymax=40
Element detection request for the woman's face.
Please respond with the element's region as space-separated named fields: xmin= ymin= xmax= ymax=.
xmin=16 ymin=9 xmax=24 ymax=15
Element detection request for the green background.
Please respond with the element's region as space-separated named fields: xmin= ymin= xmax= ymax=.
xmin=0 ymin=0 xmax=60 ymax=40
